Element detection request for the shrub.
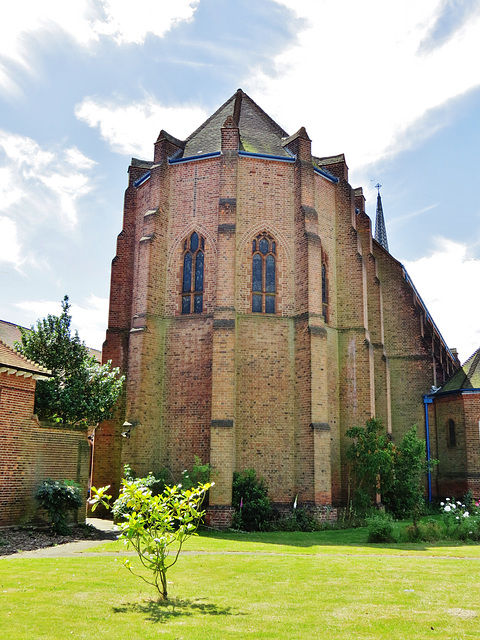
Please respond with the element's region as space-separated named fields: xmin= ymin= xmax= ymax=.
xmin=35 ymin=479 xmax=83 ymax=534
xmin=440 ymin=497 xmax=480 ymax=541
xmin=383 ymin=427 xmax=434 ymax=519
xmin=272 ymin=506 xmax=319 ymax=532
xmin=346 ymin=421 xmax=434 ymax=519
xmin=181 ymin=456 xmax=212 ymax=503
xmin=112 ymin=460 xmax=211 ymax=520
xmin=345 ymin=418 xmax=395 ymax=514
xmin=232 ymin=469 xmax=272 ymax=531
xmin=366 ymin=513 xmax=395 ymax=543
xmin=111 ymin=465 xmax=168 ymax=521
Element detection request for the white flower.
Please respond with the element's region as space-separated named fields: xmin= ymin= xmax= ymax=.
xmin=457 ymin=501 xmax=462 ymax=506
xmin=463 ymin=512 xmax=470 ymax=518
xmin=446 ymin=498 xmax=450 ymax=501
xmin=440 ymin=502 xmax=445 ymax=506
xmin=456 ymin=516 xmax=460 ymax=520
xmin=444 ymin=505 xmax=451 ymax=512
xmin=451 ymin=504 xmax=456 ymax=509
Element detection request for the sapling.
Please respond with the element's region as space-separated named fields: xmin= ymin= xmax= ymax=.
xmin=89 ymin=479 xmax=212 ymax=600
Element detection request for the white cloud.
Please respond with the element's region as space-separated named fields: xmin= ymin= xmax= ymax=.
xmin=403 ymin=238 xmax=480 ymax=363
xmin=75 ymin=96 xmax=207 ymax=157
xmin=93 ymin=0 xmax=199 ymax=44
xmin=16 ymin=294 xmax=108 ymax=350
xmin=0 ymin=216 xmax=22 ymax=267
xmin=70 ymin=294 xmax=108 ymax=351
xmin=0 ymin=131 xmax=96 ymax=231
xmin=248 ymin=0 xmax=480 ymax=171
xmin=0 ymin=0 xmax=199 ymax=93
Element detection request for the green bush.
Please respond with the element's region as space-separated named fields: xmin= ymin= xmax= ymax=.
xmin=232 ymin=469 xmax=272 ymax=531
xmin=383 ymin=427 xmax=432 ymax=518
xmin=181 ymin=456 xmax=212 ymax=502
xmin=346 ymin=420 xmax=434 ymax=519
xmin=366 ymin=513 xmax=395 ymax=543
xmin=35 ymin=478 xmax=83 ymax=534
xmin=272 ymin=506 xmax=319 ymax=532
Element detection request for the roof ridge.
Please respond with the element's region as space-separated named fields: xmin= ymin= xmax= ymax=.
xmin=465 ymin=347 xmax=480 ymax=382
xmin=184 ymin=92 xmax=237 ymax=145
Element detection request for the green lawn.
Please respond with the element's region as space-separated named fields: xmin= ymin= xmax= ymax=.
xmin=2 ymin=528 xmax=480 ymax=640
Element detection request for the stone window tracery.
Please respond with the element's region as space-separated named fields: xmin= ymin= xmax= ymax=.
xmin=182 ymin=231 xmax=204 ymax=314
xmin=252 ymin=232 xmax=276 ymax=314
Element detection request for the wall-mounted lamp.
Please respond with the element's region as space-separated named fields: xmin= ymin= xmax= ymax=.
xmin=121 ymin=420 xmax=140 ymax=439
xmin=121 ymin=420 xmax=132 ymax=438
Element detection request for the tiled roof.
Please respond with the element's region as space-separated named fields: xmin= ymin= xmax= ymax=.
xmin=181 ymin=89 xmax=292 ymax=159
xmin=0 ymin=319 xmax=24 ymax=348
xmin=440 ymin=347 xmax=480 ymax=391
xmin=0 ymin=318 xmax=101 ymax=363
xmin=314 ymin=153 xmax=346 ymax=167
xmin=0 ymin=339 xmax=51 ymax=379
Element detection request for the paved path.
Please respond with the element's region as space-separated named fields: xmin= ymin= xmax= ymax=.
xmin=2 ymin=518 xmax=120 ymax=559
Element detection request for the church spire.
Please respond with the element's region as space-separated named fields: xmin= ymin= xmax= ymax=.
xmin=374 ymin=183 xmax=389 ymax=252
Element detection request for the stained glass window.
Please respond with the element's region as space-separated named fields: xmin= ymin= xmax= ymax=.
xmin=252 ymin=232 xmax=276 ymax=313
xmin=447 ymin=419 xmax=456 ymax=447
xmin=322 ymin=262 xmax=328 ymax=322
xmin=182 ymin=232 xmax=205 ymax=314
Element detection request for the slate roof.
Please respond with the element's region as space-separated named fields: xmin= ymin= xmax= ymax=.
xmin=0 ymin=319 xmax=24 ymax=348
xmin=0 ymin=339 xmax=51 ymax=378
xmin=440 ymin=347 xmax=480 ymax=392
xmin=180 ymin=89 xmax=292 ymax=159
xmin=374 ymin=190 xmax=389 ymax=252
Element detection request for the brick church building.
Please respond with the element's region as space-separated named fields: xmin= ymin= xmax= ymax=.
xmin=93 ymin=89 xmax=468 ymax=525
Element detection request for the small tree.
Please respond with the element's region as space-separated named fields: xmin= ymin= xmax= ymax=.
xmin=90 ymin=479 xmax=212 ymax=600
xmin=345 ymin=418 xmax=395 ymax=512
xmin=15 ymin=296 xmax=124 ymax=425
xmin=383 ymin=426 xmax=436 ymax=519
xmin=346 ymin=419 xmax=433 ymax=519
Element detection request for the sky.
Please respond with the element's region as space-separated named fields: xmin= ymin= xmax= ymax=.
xmin=0 ymin=0 xmax=479 ymax=363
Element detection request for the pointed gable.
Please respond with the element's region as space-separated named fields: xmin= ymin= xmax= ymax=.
xmin=181 ymin=89 xmax=292 ymax=159
xmin=441 ymin=347 xmax=480 ymax=391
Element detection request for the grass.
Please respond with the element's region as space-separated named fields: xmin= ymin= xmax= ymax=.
xmin=1 ymin=526 xmax=480 ymax=639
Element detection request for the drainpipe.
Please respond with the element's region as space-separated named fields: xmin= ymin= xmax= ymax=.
xmin=423 ymin=395 xmax=434 ymax=502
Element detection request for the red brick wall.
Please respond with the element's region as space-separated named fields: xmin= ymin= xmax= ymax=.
xmin=0 ymin=371 xmax=89 ymax=526
xmin=95 ymin=139 xmax=459 ymax=516
xmin=430 ymin=392 xmax=480 ymax=499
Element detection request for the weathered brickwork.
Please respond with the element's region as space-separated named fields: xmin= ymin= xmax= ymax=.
xmin=94 ymin=90 xmax=462 ymax=526
xmin=0 ymin=370 xmax=89 ymax=526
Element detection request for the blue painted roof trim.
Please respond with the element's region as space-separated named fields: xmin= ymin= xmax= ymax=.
xmin=169 ymin=151 xmax=222 ymax=165
xmin=314 ymin=167 xmax=339 ymax=183
xmin=427 ymin=387 xmax=480 ymax=399
xmin=238 ymin=150 xmax=295 ymax=163
xmin=134 ymin=172 xmax=151 ymax=188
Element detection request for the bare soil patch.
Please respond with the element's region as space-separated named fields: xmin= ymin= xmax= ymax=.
xmin=0 ymin=523 xmax=116 ymax=556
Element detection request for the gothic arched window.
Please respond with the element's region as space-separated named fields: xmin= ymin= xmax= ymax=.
xmin=252 ymin=232 xmax=276 ymax=313
xmin=322 ymin=262 xmax=328 ymax=322
xmin=447 ymin=419 xmax=456 ymax=447
xmin=182 ymin=231 xmax=204 ymax=314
